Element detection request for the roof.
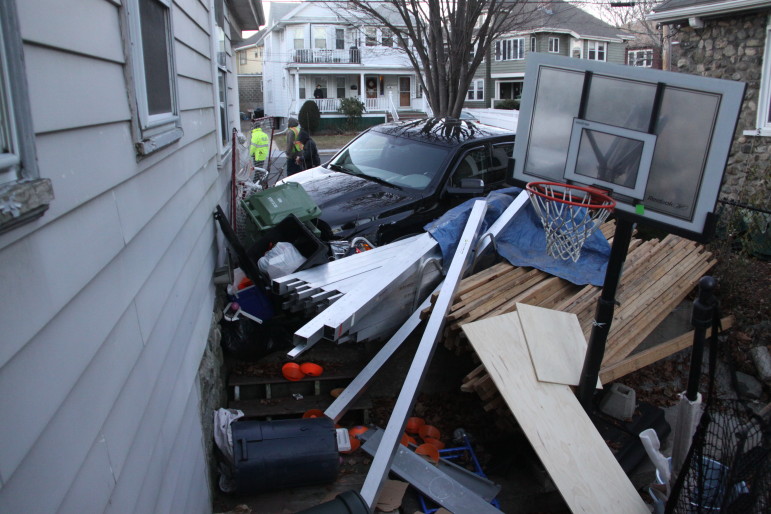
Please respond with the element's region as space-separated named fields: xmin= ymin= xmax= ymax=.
xmin=373 ymin=118 xmax=514 ymax=148
xmin=648 ymin=0 xmax=771 ymax=22
xmin=518 ymin=0 xmax=632 ymax=41
xmin=228 ymin=0 xmax=265 ymax=31
xmin=233 ymin=30 xmax=264 ymax=50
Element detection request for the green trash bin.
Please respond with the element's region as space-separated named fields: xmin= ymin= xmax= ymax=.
xmin=240 ymin=182 xmax=322 ymax=247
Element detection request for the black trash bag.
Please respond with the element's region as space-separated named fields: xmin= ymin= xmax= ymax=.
xmin=220 ymin=316 xmax=274 ymax=361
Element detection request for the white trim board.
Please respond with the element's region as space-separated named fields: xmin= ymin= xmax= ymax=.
xmin=516 ymin=303 xmax=601 ymax=388
xmin=462 ymin=312 xmax=649 ymax=514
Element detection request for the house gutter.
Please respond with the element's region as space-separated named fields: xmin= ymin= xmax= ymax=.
xmin=647 ymin=0 xmax=771 ymax=22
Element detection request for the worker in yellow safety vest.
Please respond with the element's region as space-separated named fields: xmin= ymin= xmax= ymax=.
xmin=249 ymin=126 xmax=269 ymax=169
xmin=285 ymin=117 xmax=304 ymax=176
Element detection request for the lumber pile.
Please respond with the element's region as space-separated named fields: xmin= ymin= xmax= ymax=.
xmin=428 ymin=224 xmax=718 ymax=424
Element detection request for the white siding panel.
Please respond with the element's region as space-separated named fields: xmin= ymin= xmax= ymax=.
xmin=30 ymin=123 xmax=137 ymax=224
xmin=56 ymin=435 xmax=115 ymax=514
xmin=100 ymin=203 xmax=218 ymax=480
xmin=25 ymin=47 xmax=130 ymax=134
xmin=181 ymin=0 xmax=213 ymax=36
xmin=113 ymin=123 xmax=217 ymax=243
xmin=131 ymin=167 xmax=218 ymax=340
xmin=173 ymin=3 xmax=213 ymax=60
xmin=0 ymin=306 xmax=143 ymax=513
xmin=17 ymin=0 xmax=124 ymax=63
xmin=104 ymin=260 xmax=214 ymax=513
xmin=152 ymin=391 xmax=200 ymax=514
xmin=0 ymin=193 xmax=126 ymax=368
xmin=137 ymin=368 xmax=204 ymax=513
xmin=176 ymin=40 xmax=216 ymax=83
xmin=182 ymin=457 xmax=211 ymax=514
xmin=179 ymin=76 xmax=216 ymax=110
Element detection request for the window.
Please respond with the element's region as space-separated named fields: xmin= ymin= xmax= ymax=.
xmin=587 ymin=41 xmax=606 ymax=61
xmin=365 ymin=27 xmax=377 ymax=47
xmin=467 ymin=79 xmax=484 ymax=101
xmin=549 ymin=37 xmax=560 ymax=53
xmin=628 ymin=49 xmax=653 ymax=67
xmin=335 ymin=29 xmax=345 ymax=50
xmin=0 ymin=0 xmax=53 ymax=233
xmin=451 ymin=144 xmax=509 ymax=188
xmin=754 ymin=18 xmax=771 ymax=135
xmin=124 ymin=0 xmax=182 ymax=155
xmin=381 ymin=28 xmax=393 ymax=47
xmin=239 ymin=52 xmax=247 ymax=65
xmin=213 ymin=8 xmax=229 ymax=150
xmin=498 ymin=81 xmax=523 ymax=100
xmin=294 ymin=28 xmax=304 ymax=49
xmin=314 ymin=27 xmax=326 ymax=49
xmin=336 ymin=77 xmax=346 ymax=99
xmin=530 ymin=36 xmax=537 ymax=53
xmin=495 ymin=38 xmax=525 ymax=61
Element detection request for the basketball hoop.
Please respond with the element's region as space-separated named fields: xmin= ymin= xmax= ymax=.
xmin=526 ymin=181 xmax=616 ymax=262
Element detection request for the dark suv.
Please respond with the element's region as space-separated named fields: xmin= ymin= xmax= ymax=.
xmin=278 ymin=118 xmax=515 ymax=245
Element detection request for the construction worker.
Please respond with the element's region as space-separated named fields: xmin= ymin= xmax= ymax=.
xmin=285 ymin=117 xmax=304 ymax=176
xmin=249 ymin=125 xmax=270 ymax=171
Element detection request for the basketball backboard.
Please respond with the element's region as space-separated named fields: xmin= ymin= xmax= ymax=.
xmin=510 ymin=54 xmax=746 ymax=240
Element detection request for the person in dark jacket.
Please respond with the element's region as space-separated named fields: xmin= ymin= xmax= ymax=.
xmin=296 ymin=129 xmax=321 ymax=170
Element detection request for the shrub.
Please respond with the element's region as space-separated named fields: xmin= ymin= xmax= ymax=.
xmin=298 ymin=100 xmax=321 ymax=134
xmin=495 ymin=98 xmax=520 ymax=110
xmin=338 ymin=97 xmax=366 ymax=130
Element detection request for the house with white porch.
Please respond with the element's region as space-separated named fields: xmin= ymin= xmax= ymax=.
xmin=260 ymin=1 xmax=429 ymax=129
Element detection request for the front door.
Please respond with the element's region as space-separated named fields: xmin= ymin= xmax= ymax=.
xmin=366 ymin=76 xmax=378 ymax=99
xmin=399 ymin=77 xmax=411 ymax=107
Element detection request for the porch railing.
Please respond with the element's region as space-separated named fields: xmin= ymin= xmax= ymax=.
xmin=292 ymin=48 xmax=360 ymax=64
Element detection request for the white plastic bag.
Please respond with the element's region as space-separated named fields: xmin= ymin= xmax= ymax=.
xmin=258 ymin=241 xmax=306 ymax=279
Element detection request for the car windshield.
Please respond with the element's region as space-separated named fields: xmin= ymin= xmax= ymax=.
xmin=328 ymin=130 xmax=452 ymax=191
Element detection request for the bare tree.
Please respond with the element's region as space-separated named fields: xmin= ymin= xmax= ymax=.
xmin=327 ymin=0 xmax=531 ymax=118
xmin=591 ymin=0 xmax=663 ymax=56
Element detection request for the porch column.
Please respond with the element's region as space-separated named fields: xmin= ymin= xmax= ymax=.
xmin=360 ymin=73 xmax=365 ymax=102
xmin=294 ymin=70 xmax=301 ymax=115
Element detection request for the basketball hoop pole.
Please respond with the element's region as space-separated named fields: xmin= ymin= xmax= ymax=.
xmin=576 ymin=216 xmax=636 ymax=410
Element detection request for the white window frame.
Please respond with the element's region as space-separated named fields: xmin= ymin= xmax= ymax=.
xmin=530 ymin=36 xmax=537 ymax=53
xmin=549 ymin=37 xmax=560 ymax=53
xmin=467 ymin=79 xmax=484 ymax=101
xmin=748 ymin=16 xmax=771 ymax=136
xmin=0 ymin=0 xmax=53 ymax=233
xmin=335 ymin=28 xmax=345 ymax=50
xmin=314 ymin=26 xmax=327 ymax=49
xmin=239 ymin=52 xmax=247 ymax=65
xmin=495 ymin=38 xmax=525 ymax=61
xmin=587 ymin=41 xmax=606 ymax=61
xmin=294 ymin=28 xmax=304 ymax=50
xmin=123 ymin=0 xmax=182 ymax=155
xmin=364 ymin=27 xmax=377 ymax=47
xmin=628 ymin=49 xmax=653 ymax=67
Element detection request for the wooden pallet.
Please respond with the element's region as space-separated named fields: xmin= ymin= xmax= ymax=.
xmin=425 ymin=225 xmax=719 ymax=424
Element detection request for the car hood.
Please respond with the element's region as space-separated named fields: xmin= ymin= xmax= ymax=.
xmin=281 ymin=166 xmax=423 ymax=232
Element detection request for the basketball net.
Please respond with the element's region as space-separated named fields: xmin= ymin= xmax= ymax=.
xmin=526 ymin=181 xmax=615 ymax=262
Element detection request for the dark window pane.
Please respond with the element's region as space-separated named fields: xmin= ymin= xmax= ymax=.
xmin=140 ymin=0 xmax=172 ymax=116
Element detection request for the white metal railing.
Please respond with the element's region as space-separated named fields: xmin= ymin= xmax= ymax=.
xmin=387 ymin=91 xmax=399 ymax=121
xmin=292 ymin=48 xmax=360 ymax=64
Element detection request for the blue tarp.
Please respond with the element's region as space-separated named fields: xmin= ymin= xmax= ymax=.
xmin=424 ymin=188 xmax=611 ymax=286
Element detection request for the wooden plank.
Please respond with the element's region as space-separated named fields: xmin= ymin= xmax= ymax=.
xmin=462 ymin=313 xmax=649 ymax=514
xmin=517 ymin=303 xmax=598 ymax=387
xmin=599 ymin=316 xmax=735 ymax=383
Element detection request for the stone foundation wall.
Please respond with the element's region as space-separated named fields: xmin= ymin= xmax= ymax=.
xmin=671 ymin=11 xmax=770 ymax=205
xmin=238 ymin=75 xmax=263 ymax=114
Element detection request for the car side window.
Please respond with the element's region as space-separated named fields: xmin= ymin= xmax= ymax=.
xmin=489 ymin=142 xmax=514 ymax=184
xmin=450 ymin=146 xmax=489 ymax=187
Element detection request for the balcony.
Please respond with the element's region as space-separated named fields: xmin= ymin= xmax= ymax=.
xmin=292 ymin=48 xmax=360 ymax=64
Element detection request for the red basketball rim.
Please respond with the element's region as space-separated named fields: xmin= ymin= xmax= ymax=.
xmin=526 ymin=181 xmax=616 ymax=210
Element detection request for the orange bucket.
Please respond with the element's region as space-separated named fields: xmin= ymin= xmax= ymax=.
xmin=299 ymin=362 xmax=324 ymax=377
xmin=400 ymin=433 xmax=417 ymax=447
xmin=405 ymin=417 xmax=425 ymax=434
xmin=281 ymin=362 xmax=305 ymax=381
xmin=419 ymin=424 xmax=441 ymax=441
xmin=423 ymin=437 xmax=445 ymax=450
xmin=302 ymin=409 xmax=325 ymax=419
xmin=415 ymin=443 xmax=440 ymax=464
xmin=349 ymin=426 xmax=369 ymax=438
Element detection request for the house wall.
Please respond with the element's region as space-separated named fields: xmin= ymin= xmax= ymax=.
xmin=236 ymin=46 xmax=262 ymax=74
xmin=0 ymin=0 xmax=241 ymax=512
xmin=670 ymin=10 xmax=770 ymax=201
xmin=239 ymin=74 xmax=263 ymax=113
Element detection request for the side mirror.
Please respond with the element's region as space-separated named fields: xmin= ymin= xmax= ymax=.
xmin=447 ymin=178 xmax=484 ymax=195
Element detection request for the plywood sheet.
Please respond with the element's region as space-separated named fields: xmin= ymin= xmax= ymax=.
xmin=462 ymin=313 xmax=649 ymax=514
xmin=516 ymin=303 xmax=600 ymax=388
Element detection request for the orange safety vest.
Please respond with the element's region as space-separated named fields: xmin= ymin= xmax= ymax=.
xmin=289 ymin=126 xmax=304 ymax=153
